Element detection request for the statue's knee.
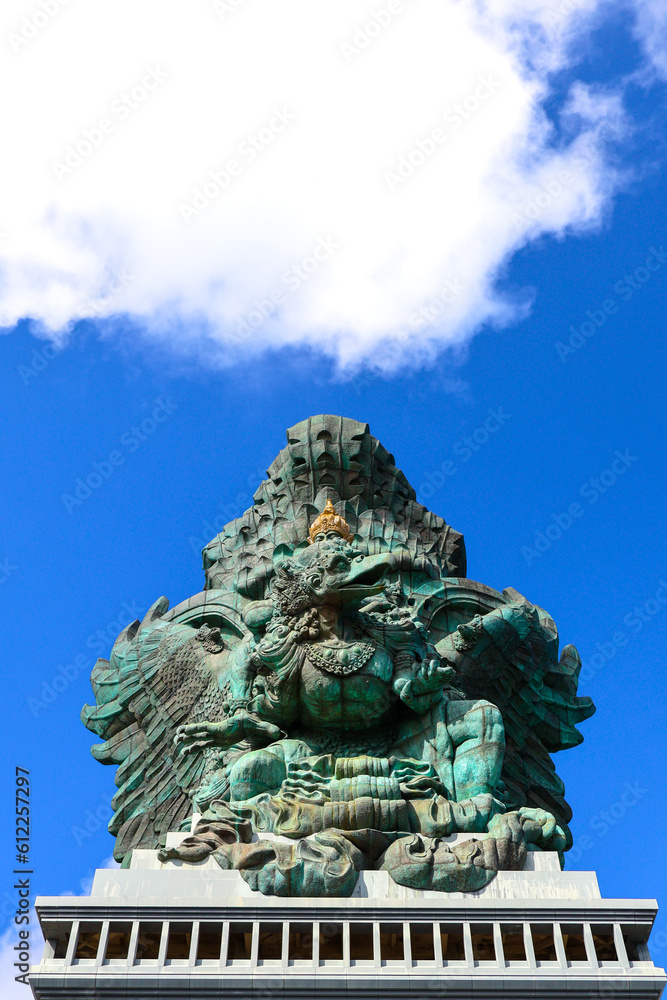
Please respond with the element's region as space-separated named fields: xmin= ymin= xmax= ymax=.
xmin=475 ymin=700 xmax=504 ymax=743
xmin=449 ymin=699 xmax=504 ymax=747
xmin=229 ymin=749 xmax=287 ymax=800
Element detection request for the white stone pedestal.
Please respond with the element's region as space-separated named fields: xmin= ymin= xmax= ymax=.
xmin=29 ymin=836 xmax=666 ymax=999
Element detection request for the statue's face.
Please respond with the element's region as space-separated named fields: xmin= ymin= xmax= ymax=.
xmin=270 ymin=538 xmax=356 ymax=613
xmin=294 ymin=539 xmax=358 ymax=604
xmin=382 ymin=834 xmax=496 ymax=893
xmin=388 ymin=834 xmax=454 ymax=867
xmin=271 ymin=537 xmax=391 ymax=614
xmin=311 ymin=529 xmax=349 ymax=545
xmin=381 ymin=835 xmax=457 ymax=889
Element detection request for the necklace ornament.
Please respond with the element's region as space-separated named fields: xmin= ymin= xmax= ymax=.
xmin=304 ymin=639 xmax=375 ymax=675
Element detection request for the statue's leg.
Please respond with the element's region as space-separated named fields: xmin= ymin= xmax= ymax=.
xmin=445 ymin=699 xmax=504 ymax=800
xmin=390 ymin=706 xmax=456 ymax=796
xmin=228 ymin=739 xmax=312 ymax=801
xmin=228 ymin=748 xmax=286 ymax=800
xmin=387 ymin=700 xmax=504 ymax=838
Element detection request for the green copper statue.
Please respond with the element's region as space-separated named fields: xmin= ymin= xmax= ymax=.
xmin=82 ymin=415 xmax=594 ymax=896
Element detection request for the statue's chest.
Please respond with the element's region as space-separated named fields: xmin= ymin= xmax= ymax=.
xmin=298 ymin=642 xmax=394 ymax=713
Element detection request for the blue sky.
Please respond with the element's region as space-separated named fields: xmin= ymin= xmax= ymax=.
xmin=2 ymin=0 xmax=667 ymax=987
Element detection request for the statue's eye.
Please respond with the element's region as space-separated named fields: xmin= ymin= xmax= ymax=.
xmin=310 ymin=576 xmax=321 ymax=588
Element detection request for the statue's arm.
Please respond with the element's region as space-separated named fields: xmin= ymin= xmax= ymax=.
xmin=176 ymin=635 xmax=300 ymax=753
xmin=246 ymin=669 xmax=300 ymax=730
xmin=225 ymin=640 xmax=261 ymax=714
xmin=240 ymin=624 xmax=303 ymax=729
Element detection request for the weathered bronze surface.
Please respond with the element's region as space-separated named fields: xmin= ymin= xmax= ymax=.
xmin=82 ymin=415 xmax=594 ymax=895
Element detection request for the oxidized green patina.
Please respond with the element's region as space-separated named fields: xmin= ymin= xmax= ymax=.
xmin=82 ymin=415 xmax=594 ymax=896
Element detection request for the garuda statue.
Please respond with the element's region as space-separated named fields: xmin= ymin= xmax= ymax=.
xmin=82 ymin=415 xmax=595 ymax=896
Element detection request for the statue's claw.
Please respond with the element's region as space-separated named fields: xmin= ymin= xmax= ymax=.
xmin=175 ymin=721 xmax=235 ymax=754
xmin=175 ymin=714 xmax=284 ymax=754
xmin=515 ymin=807 xmax=567 ymax=852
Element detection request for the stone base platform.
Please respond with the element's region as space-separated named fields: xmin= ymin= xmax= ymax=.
xmin=29 ymin=831 xmax=666 ymax=999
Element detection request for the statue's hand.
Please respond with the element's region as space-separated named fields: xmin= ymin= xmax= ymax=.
xmin=487 ymin=808 xmax=566 ymax=852
xmin=175 ymin=713 xmax=284 ymax=754
xmin=410 ymin=658 xmax=456 ymax=695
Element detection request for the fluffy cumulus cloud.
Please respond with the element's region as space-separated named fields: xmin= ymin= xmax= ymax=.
xmin=0 ymin=0 xmax=660 ymax=370
xmin=632 ymin=0 xmax=667 ymax=80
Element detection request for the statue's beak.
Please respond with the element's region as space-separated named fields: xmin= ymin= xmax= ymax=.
xmin=338 ymin=553 xmax=394 ymax=604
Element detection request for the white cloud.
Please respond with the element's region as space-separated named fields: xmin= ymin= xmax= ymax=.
xmin=60 ymin=855 xmax=121 ymax=897
xmin=0 ymin=0 xmax=655 ymax=371
xmin=632 ymin=0 xmax=667 ymax=80
xmin=0 ymin=857 xmax=120 ymax=997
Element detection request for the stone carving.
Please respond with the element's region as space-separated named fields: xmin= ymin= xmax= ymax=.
xmin=82 ymin=415 xmax=594 ymax=896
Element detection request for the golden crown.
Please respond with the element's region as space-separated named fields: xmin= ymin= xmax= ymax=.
xmin=308 ymin=500 xmax=352 ymax=545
